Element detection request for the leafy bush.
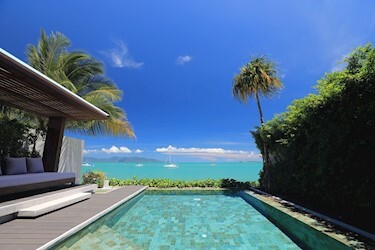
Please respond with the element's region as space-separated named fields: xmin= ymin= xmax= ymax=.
xmin=82 ymin=171 xmax=107 ymax=188
xmin=0 ymin=117 xmax=44 ymax=158
xmin=0 ymin=118 xmax=32 ymax=158
xmin=109 ymin=177 xmax=258 ymax=189
xmin=251 ymin=44 xmax=375 ymax=231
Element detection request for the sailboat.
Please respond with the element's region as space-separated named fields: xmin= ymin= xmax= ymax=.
xmin=164 ymin=152 xmax=178 ymax=168
xmin=82 ymin=162 xmax=94 ymax=167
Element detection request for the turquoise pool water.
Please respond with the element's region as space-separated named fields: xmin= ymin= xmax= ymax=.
xmin=55 ymin=191 xmax=300 ymax=249
xmin=82 ymin=162 xmax=262 ymax=181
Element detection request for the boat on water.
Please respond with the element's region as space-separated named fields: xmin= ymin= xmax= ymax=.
xmin=164 ymin=163 xmax=178 ymax=168
xmin=82 ymin=162 xmax=94 ymax=167
xmin=135 ymin=163 xmax=143 ymax=167
xmin=210 ymin=163 xmax=216 ymax=166
xmin=164 ymin=153 xmax=178 ymax=168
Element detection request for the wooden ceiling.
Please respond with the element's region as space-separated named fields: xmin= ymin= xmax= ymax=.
xmin=0 ymin=48 xmax=108 ymax=121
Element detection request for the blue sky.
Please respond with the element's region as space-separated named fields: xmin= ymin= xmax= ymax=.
xmin=1 ymin=0 xmax=374 ymax=162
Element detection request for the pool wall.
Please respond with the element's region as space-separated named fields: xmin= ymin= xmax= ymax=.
xmin=44 ymin=186 xmax=148 ymax=250
xmin=240 ymin=191 xmax=353 ymax=250
xmin=49 ymin=188 xmax=364 ymax=249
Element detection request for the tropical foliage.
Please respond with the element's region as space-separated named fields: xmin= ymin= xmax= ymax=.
xmin=0 ymin=117 xmax=33 ymax=159
xmin=82 ymin=171 xmax=107 ymax=188
xmin=109 ymin=176 xmax=258 ymax=189
xmin=0 ymin=103 xmax=47 ymax=156
xmin=26 ymin=30 xmax=134 ymax=137
xmin=233 ymin=56 xmax=283 ymax=191
xmin=251 ymin=44 xmax=375 ymax=231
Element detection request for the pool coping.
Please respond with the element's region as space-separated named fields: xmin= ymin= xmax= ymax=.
xmin=37 ymin=186 xmax=373 ymax=249
xmin=147 ymin=187 xmax=229 ymax=190
xmin=37 ymin=186 xmax=148 ymax=250
xmin=243 ymin=188 xmax=374 ymax=249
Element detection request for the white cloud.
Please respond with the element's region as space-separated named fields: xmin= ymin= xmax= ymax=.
xmin=204 ymin=140 xmax=254 ymax=146
xmin=176 ymin=55 xmax=192 ymax=65
xmin=330 ymin=53 xmax=349 ymax=72
xmin=102 ymin=146 xmax=132 ymax=154
xmin=331 ymin=62 xmax=347 ymax=72
xmin=155 ymin=145 xmax=261 ymax=161
xmin=304 ymin=8 xmax=367 ymax=73
xmin=83 ymin=149 xmax=98 ymax=154
xmin=84 ymin=146 xmax=143 ymax=154
xmin=101 ymin=40 xmax=143 ymax=69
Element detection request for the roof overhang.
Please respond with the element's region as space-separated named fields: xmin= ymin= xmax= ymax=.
xmin=0 ymin=48 xmax=109 ymax=121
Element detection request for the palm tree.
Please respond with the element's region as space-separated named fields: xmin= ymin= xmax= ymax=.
xmin=26 ymin=30 xmax=134 ymax=138
xmin=232 ymin=56 xmax=283 ymax=191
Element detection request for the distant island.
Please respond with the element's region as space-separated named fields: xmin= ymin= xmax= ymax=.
xmin=83 ymin=156 xmax=162 ymax=163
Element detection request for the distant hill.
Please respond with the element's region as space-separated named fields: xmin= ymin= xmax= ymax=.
xmin=83 ymin=156 xmax=162 ymax=163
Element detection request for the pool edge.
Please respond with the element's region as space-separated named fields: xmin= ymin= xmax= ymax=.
xmin=37 ymin=186 xmax=148 ymax=250
xmin=240 ymin=190 xmax=368 ymax=249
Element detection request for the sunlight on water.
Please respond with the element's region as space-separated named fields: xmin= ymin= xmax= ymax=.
xmin=82 ymin=162 xmax=262 ymax=181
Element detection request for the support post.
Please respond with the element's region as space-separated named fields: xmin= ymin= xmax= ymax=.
xmin=43 ymin=117 xmax=66 ymax=172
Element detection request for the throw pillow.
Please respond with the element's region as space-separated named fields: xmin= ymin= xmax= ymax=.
xmin=4 ymin=157 xmax=27 ymax=175
xmin=26 ymin=157 xmax=45 ymax=173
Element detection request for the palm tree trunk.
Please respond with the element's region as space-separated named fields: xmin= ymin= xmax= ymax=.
xmin=255 ymin=93 xmax=264 ymax=125
xmin=255 ymin=92 xmax=272 ymax=192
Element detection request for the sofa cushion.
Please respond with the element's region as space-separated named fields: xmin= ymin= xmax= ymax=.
xmin=0 ymin=172 xmax=76 ymax=188
xmin=4 ymin=157 xmax=27 ymax=175
xmin=26 ymin=158 xmax=45 ymax=173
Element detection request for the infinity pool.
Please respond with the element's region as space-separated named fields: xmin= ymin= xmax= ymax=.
xmin=54 ymin=190 xmax=300 ymax=249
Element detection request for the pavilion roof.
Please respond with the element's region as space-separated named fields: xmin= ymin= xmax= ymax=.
xmin=0 ymin=48 xmax=109 ymax=120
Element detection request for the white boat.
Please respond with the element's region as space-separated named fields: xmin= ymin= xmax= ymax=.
xmin=82 ymin=162 xmax=94 ymax=167
xmin=135 ymin=163 xmax=143 ymax=167
xmin=164 ymin=163 xmax=178 ymax=168
xmin=164 ymin=153 xmax=178 ymax=168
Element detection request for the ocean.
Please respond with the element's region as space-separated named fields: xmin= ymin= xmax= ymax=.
xmin=81 ymin=162 xmax=262 ymax=182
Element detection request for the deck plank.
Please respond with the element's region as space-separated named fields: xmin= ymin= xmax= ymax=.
xmin=0 ymin=245 xmax=40 ymax=250
xmin=0 ymin=185 xmax=145 ymax=250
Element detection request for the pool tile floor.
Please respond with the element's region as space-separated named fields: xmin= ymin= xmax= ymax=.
xmin=62 ymin=192 xmax=300 ymax=249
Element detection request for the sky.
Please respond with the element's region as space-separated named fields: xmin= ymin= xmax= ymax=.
xmin=1 ymin=0 xmax=374 ymax=162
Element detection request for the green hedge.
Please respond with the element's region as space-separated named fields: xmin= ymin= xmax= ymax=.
xmin=251 ymin=44 xmax=375 ymax=231
xmin=109 ymin=177 xmax=258 ymax=189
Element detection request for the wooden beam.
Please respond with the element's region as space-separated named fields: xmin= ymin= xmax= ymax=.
xmin=0 ymin=49 xmax=109 ymax=121
xmin=0 ymin=77 xmax=73 ymax=119
xmin=43 ymin=117 xmax=66 ymax=172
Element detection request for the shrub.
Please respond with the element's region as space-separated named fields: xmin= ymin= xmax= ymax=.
xmin=109 ymin=177 xmax=259 ymax=189
xmin=0 ymin=116 xmax=45 ymax=158
xmin=0 ymin=118 xmax=32 ymax=158
xmin=82 ymin=171 xmax=106 ymax=188
xmin=251 ymin=44 xmax=375 ymax=231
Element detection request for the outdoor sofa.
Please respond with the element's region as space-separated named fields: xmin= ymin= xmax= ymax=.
xmin=0 ymin=157 xmax=75 ymax=196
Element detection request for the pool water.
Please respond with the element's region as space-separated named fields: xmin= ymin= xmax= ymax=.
xmin=56 ymin=191 xmax=300 ymax=249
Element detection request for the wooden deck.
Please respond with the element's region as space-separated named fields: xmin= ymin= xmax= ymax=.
xmin=0 ymin=185 xmax=146 ymax=250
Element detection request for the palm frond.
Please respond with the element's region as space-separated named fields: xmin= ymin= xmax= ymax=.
xmin=83 ymin=88 xmax=122 ymax=102
xmin=45 ymin=31 xmax=71 ymax=71
xmin=232 ymin=56 xmax=283 ymax=101
xmin=66 ymin=118 xmax=134 ymax=138
xmin=26 ymin=30 xmax=134 ymax=138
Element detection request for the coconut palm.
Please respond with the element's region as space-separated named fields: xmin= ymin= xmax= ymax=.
xmin=26 ymin=30 xmax=134 ymax=138
xmin=232 ymin=56 xmax=283 ymax=191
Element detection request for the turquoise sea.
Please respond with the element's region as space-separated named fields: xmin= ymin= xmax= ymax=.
xmin=81 ymin=162 xmax=262 ymax=182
